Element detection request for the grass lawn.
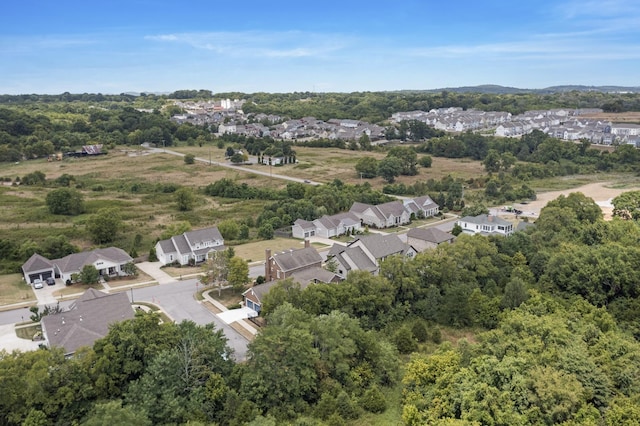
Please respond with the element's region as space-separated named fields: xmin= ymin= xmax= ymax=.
xmin=206 ymin=288 xmax=243 ymax=307
xmin=53 ymin=283 xmax=104 ymax=298
xmin=106 ymin=270 xmax=156 ymax=287
xmin=0 ymin=274 xmax=36 ymax=306
xmin=15 ymin=324 xmax=42 ymax=340
xmin=233 ymin=237 xmax=311 ymax=263
xmin=162 ymin=265 xmax=205 ymax=278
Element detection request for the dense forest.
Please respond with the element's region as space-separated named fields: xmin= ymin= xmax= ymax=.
xmin=3 ymin=194 xmax=640 ymax=424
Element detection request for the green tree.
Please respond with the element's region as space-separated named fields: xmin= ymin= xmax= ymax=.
xmin=79 ymin=264 xmax=100 ymax=285
xmin=81 ymin=400 xmax=151 ymax=426
xmin=387 ymin=146 xmax=418 ymax=175
xmin=612 ymin=190 xmax=640 ymax=220
xmin=377 ymin=157 xmax=403 ymax=183
xmin=482 ymin=149 xmax=501 ymax=173
xmin=46 ymin=188 xmax=85 ymax=215
xmin=418 ymin=155 xmax=432 ymax=168
xmin=175 ymin=187 xmax=196 ymax=211
xmin=228 ymin=257 xmax=249 ymax=293
xmin=184 ymin=153 xmax=195 ymax=164
xmin=355 ymin=157 xmax=378 ymax=179
xmin=87 ymin=208 xmax=122 ymax=244
xmin=258 ymin=223 xmax=274 ymax=240
xmin=218 ymin=219 xmax=240 ymax=240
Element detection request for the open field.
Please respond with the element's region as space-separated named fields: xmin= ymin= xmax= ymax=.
xmin=581 ymin=111 xmax=640 ymax=123
xmin=0 ymin=274 xmax=36 ymax=305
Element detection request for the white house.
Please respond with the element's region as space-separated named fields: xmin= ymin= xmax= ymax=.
xmin=350 ymin=201 xmax=411 ymax=229
xmin=291 ymin=219 xmax=316 ymax=239
xmin=155 ymin=226 xmax=225 ymax=266
xmin=456 ymin=214 xmax=514 ymax=237
xmin=22 ymin=248 xmax=134 ymax=284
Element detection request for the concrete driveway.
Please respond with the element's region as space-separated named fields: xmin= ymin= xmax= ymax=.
xmin=0 ymin=324 xmax=41 ymax=353
xmin=32 ymin=279 xmax=61 ymax=306
xmin=136 ymin=261 xmax=175 ymax=285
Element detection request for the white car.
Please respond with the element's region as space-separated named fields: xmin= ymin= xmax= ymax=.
xmin=33 ymin=279 xmax=43 ymax=289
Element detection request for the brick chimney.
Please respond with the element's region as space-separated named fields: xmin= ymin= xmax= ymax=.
xmin=304 ymin=239 xmax=310 ymax=248
xmin=265 ymin=249 xmax=272 ymax=282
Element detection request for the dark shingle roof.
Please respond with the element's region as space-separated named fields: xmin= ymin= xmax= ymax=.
xmin=184 ymin=226 xmax=223 ymax=246
xmin=53 ymin=248 xmax=133 ymax=274
xmin=407 ymin=227 xmax=455 ymax=244
xmin=272 ymin=246 xmax=322 ymax=273
xmin=42 ymin=289 xmax=134 ymax=355
xmin=353 ymin=234 xmax=408 ymax=259
xmin=22 ymin=253 xmax=54 ymax=274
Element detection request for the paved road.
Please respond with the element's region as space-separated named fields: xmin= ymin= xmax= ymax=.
xmin=128 ymin=279 xmax=248 ymax=361
xmin=149 ymin=147 xmax=320 ymax=185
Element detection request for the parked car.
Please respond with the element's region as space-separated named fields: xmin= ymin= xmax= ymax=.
xmin=33 ymin=279 xmax=43 ymax=289
xmin=46 ymin=277 xmax=56 ymax=286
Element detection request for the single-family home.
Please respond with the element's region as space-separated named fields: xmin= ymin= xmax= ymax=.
xmin=22 ymin=248 xmax=134 ymax=285
xmin=291 ymin=219 xmax=316 ymax=239
xmin=313 ymin=212 xmax=361 ymax=238
xmin=327 ymin=234 xmax=416 ymax=278
xmin=406 ymin=227 xmax=455 ymax=252
xmin=403 ymin=195 xmax=440 ymax=219
xmin=456 ymin=214 xmax=514 ymax=237
xmin=155 ymin=226 xmax=225 ymax=266
xmin=350 ymin=201 xmax=411 ymax=229
xmin=264 ymin=240 xmax=323 ymax=282
xmin=41 ymin=288 xmax=135 ymax=356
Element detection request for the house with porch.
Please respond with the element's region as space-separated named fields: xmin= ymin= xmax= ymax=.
xmin=22 ymin=248 xmax=134 ymax=284
xmin=155 ymin=226 xmax=225 ymax=266
xmin=456 ymin=214 xmax=514 ymax=237
xmin=403 ymin=195 xmax=440 ymax=218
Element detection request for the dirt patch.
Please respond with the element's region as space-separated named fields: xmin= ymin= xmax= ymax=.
xmin=514 ymin=182 xmax=640 ymax=219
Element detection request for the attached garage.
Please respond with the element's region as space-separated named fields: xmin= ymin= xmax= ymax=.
xmin=22 ymin=254 xmax=55 ymax=284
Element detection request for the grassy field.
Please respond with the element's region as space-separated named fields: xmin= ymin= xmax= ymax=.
xmin=529 ymin=172 xmax=640 ymax=192
xmin=0 ymin=274 xmax=36 ymax=305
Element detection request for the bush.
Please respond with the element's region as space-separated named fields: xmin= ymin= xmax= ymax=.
xmin=184 ymin=153 xmax=195 ymax=164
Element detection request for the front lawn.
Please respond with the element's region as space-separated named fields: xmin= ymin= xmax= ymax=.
xmin=0 ymin=274 xmax=36 ymax=306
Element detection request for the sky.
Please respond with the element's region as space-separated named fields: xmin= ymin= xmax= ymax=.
xmin=1 ymin=0 xmax=639 ymax=94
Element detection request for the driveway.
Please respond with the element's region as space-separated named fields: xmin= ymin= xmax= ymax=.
xmin=136 ymin=261 xmax=175 ymax=285
xmin=32 ymin=279 xmax=61 ymax=306
xmin=0 ymin=324 xmax=41 ymax=352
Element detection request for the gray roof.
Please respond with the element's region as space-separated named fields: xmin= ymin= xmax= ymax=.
xmin=459 ymin=214 xmax=512 ymax=227
xmin=353 ymin=234 xmax=409 ymax=259
xmin=290 ymin=267 xmax=340 ymax=285
xmin=413 ymin=195 xmax=438 ymax=210
xmin=272 ymin=246 xmax=322 ymax=273
xmin=376 ymin=201 xmax=406 ymax=218
xmin=171 ymin=234 xmax=191 ymax=256
xmin=350 ymin=201 xmax=371 ymax=215
xmin=184 ymin=226 xmax=223 ymax=246
xmin=330 ymin=211 xmax=360 ymax=226
xmin=294 ymin=219 xmax=315 ymax=230
xmin=339 ymin=246 xmax=377 ymax=272
xmin=22 ymin=253 xmax=54 ymax=274
xmin=42 ymin=289 xmax=134 ymax=355
xmin=407 ymin=227 xmax=455 ymax=244
xmin=53 ymin=248 xmax=133 ymax=274
xmin=158 ymin=239 xmax=176 ymax=254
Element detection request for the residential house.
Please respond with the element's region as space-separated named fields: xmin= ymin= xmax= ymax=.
xmin=155 ymin=226 xmax=224 ymax=266
xmin=407 ymin=227 xmax=455 ymax=252
xmin=456 ymin=214 xmax=514 ymax=237
xmin=312 ymin=212 xmax=361 ymax=238
xmin=264 ymin=240 xmax=323 ymax=282
xmin=291 ymin=219 xmax=316 ymax=239
xmin=41 ymin=288 xmax=134 ymax=356
xmin=350 ymin=200 xmax=410 ymax=229
xmin=327 ymin=234 xmax=416 ymax=278
xmin=22 ymin=248 xmax=134 ymax=284
xmin=403 ymin=195 xmax=439 ymax=218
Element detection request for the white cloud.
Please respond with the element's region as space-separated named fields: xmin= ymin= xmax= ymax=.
xmin=145 ymin=30 xmax=349 ymax=59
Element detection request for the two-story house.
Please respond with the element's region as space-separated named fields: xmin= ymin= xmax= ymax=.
xmin=155 ymin=226 xmax=225 ymax=266
xmin=456 ymin=214 xmax=514 ymax=237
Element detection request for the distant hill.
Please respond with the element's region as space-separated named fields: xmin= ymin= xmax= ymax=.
xmin=414 ymin=84 xmax=640 ymax=94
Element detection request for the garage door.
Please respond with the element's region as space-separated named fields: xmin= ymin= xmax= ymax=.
xmin=29 ymin=274 xmax=40 ymax=283
xmin=41 ymin=271 xmax=53 ymax=280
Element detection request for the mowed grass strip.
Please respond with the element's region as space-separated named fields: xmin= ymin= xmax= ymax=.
xmin=0 ymin=274 xmax=36 ymax=305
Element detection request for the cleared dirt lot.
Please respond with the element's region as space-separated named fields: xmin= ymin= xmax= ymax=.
xmin=514 ymin=182 xmax=640 ymax=219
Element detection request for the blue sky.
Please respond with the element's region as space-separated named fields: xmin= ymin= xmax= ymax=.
xmin=1 ymin=0 xmax=639 ymax=94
